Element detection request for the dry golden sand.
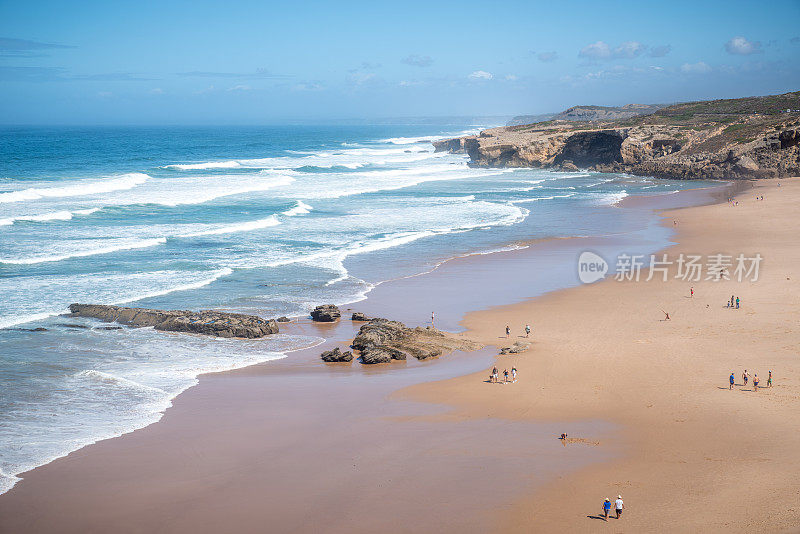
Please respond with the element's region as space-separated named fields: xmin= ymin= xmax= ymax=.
xmin=406 ymin=178 xmax=800 ymax=533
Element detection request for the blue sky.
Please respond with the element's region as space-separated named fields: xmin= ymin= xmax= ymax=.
xmin=1 ymin=0 xmax=799 ymax=124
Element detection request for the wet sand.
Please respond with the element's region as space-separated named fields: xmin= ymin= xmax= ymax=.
xmin=2 ymin=179 xmax=792 ymax=533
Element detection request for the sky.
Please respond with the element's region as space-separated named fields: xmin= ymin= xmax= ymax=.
xmin=1 ymin=0 xmax=799 ymax=124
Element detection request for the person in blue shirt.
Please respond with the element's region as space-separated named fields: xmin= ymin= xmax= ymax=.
xmin=730 ymin=372 xmax=735 ymax=390
xmin=603 ymin=498 xmax=611 ymax=520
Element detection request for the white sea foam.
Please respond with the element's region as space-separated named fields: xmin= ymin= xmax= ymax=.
xmin=0 ymin=173 xmax=149 ymax=204
xmin=594 ymin=190 xmax=629 ymax=206
xmin=379 ymin=136 xmax=436 ymax=145
xmin=164 ymin=161 xmax=242 ymax=170
xmin=0 ymin=237 xmax=167 ymax=265
xmin=510 ymin=193 xmax=577 ymax=204
xmin=282 ymin=200 xmax=313 ymax=216
xmin=181 ymin=217 xmax=280 ymax=237
xmin=0 ymin=208 xmax=101 ymax=226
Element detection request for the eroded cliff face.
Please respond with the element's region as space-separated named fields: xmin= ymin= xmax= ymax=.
xmin=434 ymin=93 xmax=800 ymax=179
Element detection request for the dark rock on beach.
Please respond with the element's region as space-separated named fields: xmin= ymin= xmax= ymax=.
xmin=276 ymin=316 xmax=291 ymax=322
xmin=57 ymin=323 xmax=91 ymax=329
xmin=352 ymin=318 xmax=481 ymax=364
xmin=68 ymin=304 xmax=279 ymax=338
xmin=351 ymin=312 xmax=372 ymax=321
xmin=310 ymin=304 xmax=341 ymax=322
xmin=320 ymin=347 xmax=353 ymax=363
xmin=9 ymin=327 xmax=48 ymax=332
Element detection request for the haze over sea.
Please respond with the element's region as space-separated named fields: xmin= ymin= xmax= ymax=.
xmin=0 ymin=122 xmax=710 ymax=493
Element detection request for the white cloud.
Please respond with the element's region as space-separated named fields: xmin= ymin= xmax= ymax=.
xmin=293 ymin=82 xmax=324 ymax=91
xmin=149 ymin=87 xmax=164 ymax=95
xmin=399 ymin=80 xmax=422 ymax=87
xmin=579 ymin=40 xmax=646 ymax=60
xmin=680 ymin=61 xmax=712 ymax=74
xmin=613 ymin=41 xmax=645 ymax=58
xmin=96 ymin=91 xmax=112 ymax=98
xmin=579 ymin=41 xmax=612 ymax=59
xmin=227 ymin=84 xmax=251 ymax=92
xmin=505 ymin=74 xmax=518 ymax=81
xmin=469 ymin=70 xmax=493 ymax=80
xmin=349 ymin=72 xmax=375 ymax=85
xmin=725 ymin=36 xmax=762 ymax=55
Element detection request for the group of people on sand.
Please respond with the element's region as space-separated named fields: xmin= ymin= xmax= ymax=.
xmin=490 ymin=366 xmax=516 ymax=384
xmin=602 ymin=496 xmax=624 ymax=520
xmin=505 ymin=324 xmax=532 ymax=338
xmin=730 ymin=369 xmax=772 ymax=391
xmin=726 ymin=295 xmax=741 ymax=309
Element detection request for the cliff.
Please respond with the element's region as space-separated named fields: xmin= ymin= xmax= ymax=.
xmin=506 ymin=103 xmax=665 ymax=126
xmin=436 ymin=92 xmax=800 ymax=179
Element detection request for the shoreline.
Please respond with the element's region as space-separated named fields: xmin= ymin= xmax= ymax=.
xmin=0 ymin=178 xmax=782 ymax=533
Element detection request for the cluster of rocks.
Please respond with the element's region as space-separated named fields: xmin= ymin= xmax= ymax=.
xmin=309 ymin=304 xmax=374 ymax=323
xmin=320 ymin=347 xmax=353 ymax=362
xmin=324 ymin=318 xmax=482 ymax=365
xmin=500 ymin=341 xmax=530 ymax=355
xmin=67 ymin=304 xmax=279 ymax=338
xmin=310 ymin=304 xmax=341 ymax=322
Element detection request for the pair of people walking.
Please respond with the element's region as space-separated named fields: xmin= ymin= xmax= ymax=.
xmin=602 ymin=495 xmax=624 ymax=520
xmin=505 ymin=324 xmax=532 ymax=338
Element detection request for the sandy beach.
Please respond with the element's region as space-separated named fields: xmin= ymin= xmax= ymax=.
xmin=408 ymin=177 xmax=800 ymax=532
xmin=1 ymin=177 xmax=799 ymax=533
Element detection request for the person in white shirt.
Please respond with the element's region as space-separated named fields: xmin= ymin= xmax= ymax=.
xmin=615 ymin=495 xmax=624 ymax=519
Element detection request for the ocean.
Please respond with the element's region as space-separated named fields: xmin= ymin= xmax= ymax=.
xmin=0 ymin=122 xmax=710 ymax=494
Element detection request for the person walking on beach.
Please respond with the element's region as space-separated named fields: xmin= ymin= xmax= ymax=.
xmin=491 ymin=366 xmax=499 ymax=384
xmin=503 ymin=369 xmax=509 ymax=383
xmin=615 ymin=496 xmax=624 ymax=519
xmin=730 ymin=372 xmax=735 ymax=390
xmin=768 ymin=370 xmax=772 ymax=387
xmin=731 ymin=295 xmax=735 ymax=308
xmin=431 ymin=311 xmax=434 ymax=327
xmin=505 ymin=325 xmax=510 ymax=338
xmin=511 ymin=367 xmax=517 ymax=382
xmin=736 ymin=297 xmax=740 ymax=309
xmin=603 ymin=498 xmax=612 ymax=520
xmin=743 ymin=370 xmax=749 ymax=386
xmin=754 ymin=374 xmax=759 ymax=391
xmin=690 ymin=286 xmax=694 ymax=298
xmin=525 ymin=324 xmax=531 ymax=338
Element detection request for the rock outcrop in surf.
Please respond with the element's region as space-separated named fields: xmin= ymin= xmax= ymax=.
xmin=67 ymin=304 xmax=279 ymax=338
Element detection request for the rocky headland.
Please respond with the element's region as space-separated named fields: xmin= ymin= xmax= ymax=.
xmin=67 ymin=304 xmax=279 ymax=338
xmin=435 ymin=91 xmax=800 ymax=179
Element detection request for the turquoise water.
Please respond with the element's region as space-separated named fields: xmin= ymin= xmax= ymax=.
xmin=0 ymin=123 xmax=707 ymax=493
